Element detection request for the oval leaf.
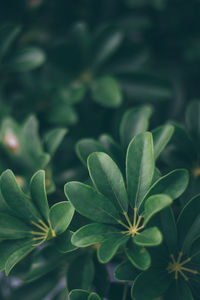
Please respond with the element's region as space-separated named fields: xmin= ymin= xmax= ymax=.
xmin=133 ymin=227 xmax=162 ymax=247
xmin=125 ymin=240 xmax=151 ymax=270
xmin=152 ymin=124 xmax=174 ymax=159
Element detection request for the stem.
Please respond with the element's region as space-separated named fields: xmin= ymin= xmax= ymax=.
xmin=124 ymin=212 xmax=132 ymax=228
xmin=122 ymin=283 xmax=128 ymax=300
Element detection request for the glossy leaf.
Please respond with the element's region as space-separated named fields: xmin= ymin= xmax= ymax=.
xmin=141 ymin=169 xmax=189 ymax=211
xmin=0 ymin=169 xmax=41 ymax=222
xmin=30 ymin=170 xmax=49 ymax=221
xmin=65 ymin=182 xmax=120 ymax=224
xmin=120 ymin=105 xmax=153 ymax=148
xmin=126 ymin=132 xmax=154 ymax=208
xmin=0 ymin=213 xmax=32 ymax=239
xmin=152 ymin=124 xmax=174 ymax=159
xmin=90 ymin=76 xmax=122 ymax=108
xmin=69 ymin=290 xmax=89 ymax=300
xmin=88 ymin=152 xmax=128 ymax=212
xmin=125 ymin=240 xmax=151 ymax=270
xmin=76 ymin=138 xmax=105 ymax=166
xmin=133 ymin=227 xmax=162 ymax=247
xmin=97 ymin=233 xmax=129 ymax=263
xmin=49 ymin=201 xmax=74 ymax=235
xmin=143 ymin=194 xmax=172 ymax=225
xmin=71 ymin=223 xmax=118 ymax=247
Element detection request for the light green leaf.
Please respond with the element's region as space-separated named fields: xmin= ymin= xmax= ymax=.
xmin=143 ymin=194 xmax=172 ymax=225
xmin=49 ymin=201 xmax=74 ymax=235
xmin=65 ymin=182 xmax=120 ymax=224
xmin=88 ymin=152 xmax=128 ymax=212
xmin=126 ymin=132 xmax=154 ymax=208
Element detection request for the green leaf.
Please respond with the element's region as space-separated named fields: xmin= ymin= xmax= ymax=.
xmin=5 ymin=242 xmax=34 ymax=275
xmin=163 ymin=279 xmax=194 ymax=300
xmin=67 ymin=254 xmax=94 ymax=291
xmin=98 ymin=134 xmax=122 ymax=163
xmin=0 ymin=239 xmax=33 ymax=271
xmin=132 ymin=269 xmax=170 ymax=300
xmin=160 ymin=207 xmax=178 ymax=253
xmin=92 ymin=27 xmax=123 ymax=67
xmin=71 ymin=223 xmax=118 ymax=247
xmin=69 ymin=290 xmax=89 ymax=300
xmin=0 ymin=169 xmax=41 ymax=222
xmin=120 ymin=105 xmax=153 ymax=148
xmin=49 ymin=201 xmax=74 ymax=235
xmin=0 ymin=213 xmax=32 ymax=239
xmin=177 ymin=194 xmax=200 ymax=254
xmin=126 ymin=132 xmax=154 ymax=208
xmin=0 ymin=24 xmax=21 ymax=59
xmin=125 ymin=240 xmax=151 ymax=270
xmin=88 ymin=152 xmax=128 ymax=212
xmin=88 ymin=293 xmax=101 ymax=300
xmin=7 ymin=47 xmax=46 ymax=72
xmin=133 ymin=227 xmax=162 ymax=247
xmin=44 ymin=128 xmax=68 ymax=156
xmin=30 ymin=170 xmax=49 ymax=221
xmin=143 ymin=194 xmax=172 ymax=225
xmin=152 ymin=124 xmax=174 ymax=159
xmin=141 ymin=169 xmax=189 ymax=211
xmin=76 ymin=138 xmax=105 ymax=166
xmin=114 ymin=260 xmax=140 ymax=281
xmin=65 ymin=182 xmax=120 ymax=224
xmin=55 ymin=230 xmax=77 ymax=253
xmin=90 ymin=76 xmax=122 ymax=108
xmin=97 ymin=233 xmax=129 ymax=263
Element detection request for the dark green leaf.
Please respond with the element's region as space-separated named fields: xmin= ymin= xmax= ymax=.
xmin=0 ymin=213 xmax=32 ymax=239
xmin=97 ymin=233 xmax=129 ymax=263
xmin=69 ymin=290 xmax=89 ymax=300
xmin=88 ymin=293 xmax=101 ymax=300
xmin=67 ymin=254 xmax=94 ymax=291
xmin=44 ymin=128 xmax=68 ymax=156
xmin=152 ymin=124 xmax=174 ymax=159
xmin=133 ymin=227 xmax=162 ymax=247
xmin=163 ymin=279 xmax=194 ymax=300
xmin=141 ymin=169 xmax=189 ymax=212
xmin=0 ymin=24 xmax=21 ymax=59
xmin=65 ymin=182 xmax=120 ymax=224
xmin=90 ymin=76 xmax=122 ymax=108
xmin=114 ymin=260 xmax=140 ymax=281
xmin=30 ymin=170 xmax=49 ymax=221
xmin=88 ymin=152 xmax=128 ymax=212
xmin=125 ymin=240 xmax=151 ymax=270
xmin=143 ymin=194 xmax=172 ymax=225
xmin=120 ymin=105 xmax=153 ymax=148
xmin=56 ymin=230 xmax=77 ymax=253
xmin=126 ymin=132 xmax=154 ymax=208
xmin=132 ymin=269 xmax=170 ymax=300
xmin=71 ymin=223 xmax=118 ymax=247
xmin=0 ymin=169 xmax=41 ymax=222
xmin=186 ymin=100 xmax=200 ymax=145
xmin=49 ymin=201 xmax=74 ymax=235
xmin=160 ymin=207 xmax=178 ymax=253
xmin=76 ymin=139 xmax=105 ymax=166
